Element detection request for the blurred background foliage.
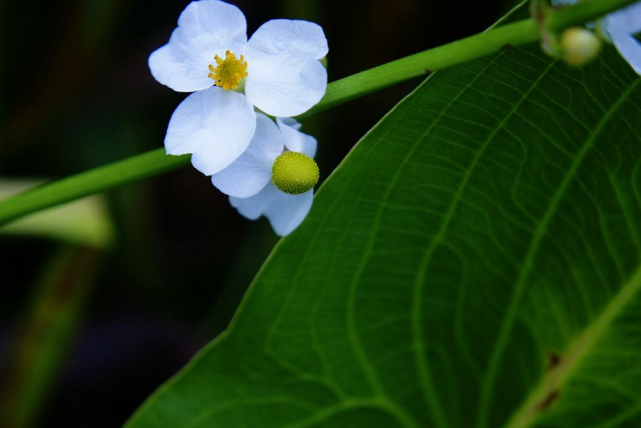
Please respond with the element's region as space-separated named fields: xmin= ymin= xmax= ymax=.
xmin=0 ymin=0 xmax=514 ymax=426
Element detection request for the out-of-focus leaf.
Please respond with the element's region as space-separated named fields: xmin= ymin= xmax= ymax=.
xmin=0 ymin=247 xmax=101 ymax=428
xmin=125 ymin=24 xmax=641 ymax=428
xmin=0 ymin=179 xmax=114 ymax=248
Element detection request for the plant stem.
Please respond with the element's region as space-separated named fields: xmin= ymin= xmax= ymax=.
xmin=0 ymin=150 xmax=189 ymax=226
xmin=546 ymin=0 xmax=639 ymax=33
xmin=0 ymin=0 xmax=635 ymax=227
xmin=301 ymin=20 xmax=539 ymax=118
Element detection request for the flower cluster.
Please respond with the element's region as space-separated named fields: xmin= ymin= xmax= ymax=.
xmin=552 ymin=0 xmax=641 ymax=73
xmin=149 ymin=0 xmax=327 ymax=235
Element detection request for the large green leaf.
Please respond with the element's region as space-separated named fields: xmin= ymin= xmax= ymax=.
xmin=125 ymin=35 xmax=641 ymax=428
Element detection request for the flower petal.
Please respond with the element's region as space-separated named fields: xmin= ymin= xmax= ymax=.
xmin=230 ymin=184 xmax=313 ymax=236
xmin=149 ymin=37 xmax=215 ymax=92
xmin=212 ymin=114 xmax=284 ymax=197
xmin=610 ymin=31 xmax=641 ymax=74
xmin=149 ymin=0 xmax=248 ymax=92
xmin=244 ymin=52 xmax=327 ymax=117
xmin=264 ymin=187 xmax=314 ymax=236
xmin=177 ymin=0 xmax=247 ymax=46
xmin=550 ymin=0 xmax=575 ymax=6
xmin=247 ymin=19 xmax=328 ymax=60
xmin=229 ymin=184 xmax=277 ymax=220
xmin=277 ymin=118 xmax=317 ymax=158
xmin=279 ymin=117 xmax=302 ymax=130
xmin=606 ymin=2 xmax=641 ymax=35
xmin=165 ymin=87 xmax=257 ymax=175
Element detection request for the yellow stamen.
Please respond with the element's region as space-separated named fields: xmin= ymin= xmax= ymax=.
xmin=208 ymin=50 xmax=248 ymax=91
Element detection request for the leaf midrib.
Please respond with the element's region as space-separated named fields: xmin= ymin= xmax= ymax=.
xmin=504 ymin=264 xmax=641 ymax=428
xmin=491 ymin=78 xmax=641 ymax=428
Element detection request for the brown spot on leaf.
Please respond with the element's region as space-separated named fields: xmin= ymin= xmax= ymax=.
xmin=536 ymin=390 xmax=560 ymax=411
xmin=547 ymin=352 xmax=561 ymax=370
xmin=501 ymin=44 xmax=512 ymax=51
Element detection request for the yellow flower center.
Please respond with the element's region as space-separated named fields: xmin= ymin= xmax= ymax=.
xmin=272 ymin=152 xmax=319 ymax=195
xmin=208 ymin=50 xmax=248 ymax=91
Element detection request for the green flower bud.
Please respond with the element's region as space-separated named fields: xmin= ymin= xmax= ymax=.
xmin=272 ymin=152 xmax=319 ymax=195
xmin=560 ymin=27 xmax=601 ymax=67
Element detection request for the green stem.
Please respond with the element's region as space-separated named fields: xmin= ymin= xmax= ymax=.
xmin=301 ymin=20 xmax=539 ymax=118
xmin=0 ymin=0 xmax=633 ymax=227
xmin=546 ymin=0 xmax=639 ymax=33
xmin=0 ymin=150 xmax=189 ymax=226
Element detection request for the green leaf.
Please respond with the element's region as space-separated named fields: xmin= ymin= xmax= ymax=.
xmin=0 ymin=179 xmax=115 ymax=248
xmin=125 ymin=38 xmax=641 ymax=428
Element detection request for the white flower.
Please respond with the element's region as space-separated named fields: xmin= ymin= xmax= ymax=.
xmin=211 ymin=114 xmax=318 ymax=236
xmin=149 ymin=0 xmax=328 ymax=175
xmin=603 ymin=1 xmax=641 ymax=74
xmin=552 ymin=0 xmax=641 ymax=74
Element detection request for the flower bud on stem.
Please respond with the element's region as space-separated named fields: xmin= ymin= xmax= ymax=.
xmin=559 ymin=27 xmax=602 ymax=66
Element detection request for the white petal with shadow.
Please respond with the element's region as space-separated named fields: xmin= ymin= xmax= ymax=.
xmin=247 ymin=19 xmax=328 ymax=59
xmin=611 ymin=31 xmax=641 ymax=74
xmin=212 ymin=114 xmax=284 ymax=198
xmin=165 ymin=87 xmax=257 ymax=175
xmin=277 ymin=118 xmax=317 ymax=158
xmin=606 ymin=2 xmax=641 ymax=35
xmin=230 ymin=184 xmax=314 ymax=236
xmin=244 ymin=53 xmax=327 ymax=117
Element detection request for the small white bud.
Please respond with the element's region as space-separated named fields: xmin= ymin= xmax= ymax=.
xmin=559 ymin=27 xmax=601 ymax=67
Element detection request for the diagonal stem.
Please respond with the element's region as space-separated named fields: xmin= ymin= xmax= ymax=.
xmin=0 ymin=0 xmax=637 ymax=227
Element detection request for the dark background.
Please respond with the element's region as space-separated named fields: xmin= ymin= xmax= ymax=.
xmin=0 ymin=0 xmax=512 ymax=426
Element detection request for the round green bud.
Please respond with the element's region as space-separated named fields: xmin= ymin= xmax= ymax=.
xmin=560 ymin=27 xmax=601 ymax=67
xmin=271 ymin=152 xmax=319 ymax=195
